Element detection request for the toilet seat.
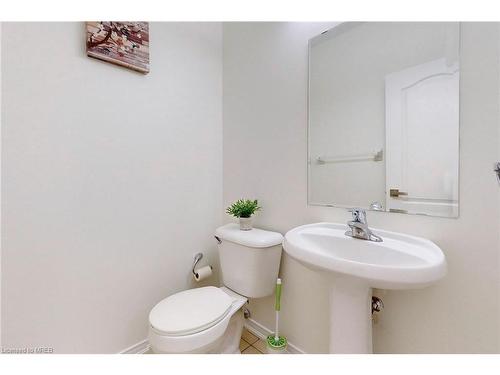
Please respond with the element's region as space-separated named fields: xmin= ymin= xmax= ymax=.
xmin=148 ymin=287 xmax=247 ymax=353
xmin=149 ymin=286 xmax=232 ymax=336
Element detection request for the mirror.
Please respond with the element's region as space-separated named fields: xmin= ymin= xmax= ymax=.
xmin=308 ymin=22 xmax=460 ymax=217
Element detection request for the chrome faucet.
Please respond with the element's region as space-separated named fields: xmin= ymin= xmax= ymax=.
xmin=345 ymin=208 xmax=383 ymax=242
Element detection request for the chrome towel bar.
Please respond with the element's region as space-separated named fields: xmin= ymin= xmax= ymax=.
xmin=316 ymin=149 xmax=383 ymax=165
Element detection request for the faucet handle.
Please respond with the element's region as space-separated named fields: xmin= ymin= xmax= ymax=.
xmin=348 ymin=208 xmax=367 ymax=223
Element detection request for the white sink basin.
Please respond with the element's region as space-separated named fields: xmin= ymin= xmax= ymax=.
xmin=283 ymin=222 xmax=447 ymax=353
xmin=284 ymin=222 xmax=446 ymax=290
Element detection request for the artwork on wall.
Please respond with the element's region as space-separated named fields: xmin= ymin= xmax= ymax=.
xmin=86 ymin=22 xmax=150 ymax=74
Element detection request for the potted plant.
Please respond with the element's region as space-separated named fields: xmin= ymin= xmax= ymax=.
xmin=226 ymin=199 xmax=261 ymax=231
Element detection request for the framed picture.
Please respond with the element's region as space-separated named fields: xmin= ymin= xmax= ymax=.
xmin=86 ymin=22 xmax=150 ymax=74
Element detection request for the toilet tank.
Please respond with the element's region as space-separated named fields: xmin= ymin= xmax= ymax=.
xmin=215 ymin=224 xmax=283 ymax=298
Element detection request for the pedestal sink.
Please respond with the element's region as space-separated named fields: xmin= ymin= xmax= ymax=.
xmin=283 ymin=222 xmax=446 ymax=353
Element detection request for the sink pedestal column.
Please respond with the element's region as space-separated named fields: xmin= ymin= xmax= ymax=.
xmin=329 ymin=277 xmax=372 ymax=354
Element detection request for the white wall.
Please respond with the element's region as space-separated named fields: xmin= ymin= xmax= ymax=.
xmin=1 ymin=22 xmax=222 ymax=353
xmin=223 ymin=22 xmax=500 ymax=353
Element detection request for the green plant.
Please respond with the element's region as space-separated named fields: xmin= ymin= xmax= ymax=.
xmin=226 ymin=199 xmax=261 ymax=218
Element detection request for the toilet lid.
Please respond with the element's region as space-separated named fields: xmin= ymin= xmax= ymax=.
xmin=149 ymin=286 xmax=233 ymax=336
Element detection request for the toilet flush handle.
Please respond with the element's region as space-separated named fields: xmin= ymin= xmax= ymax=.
xmin=495 ymin=162 xmax=500 ymax=184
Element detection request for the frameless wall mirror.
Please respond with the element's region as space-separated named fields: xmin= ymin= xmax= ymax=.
xmin=308 ymin=22 xmax=460 ymax=217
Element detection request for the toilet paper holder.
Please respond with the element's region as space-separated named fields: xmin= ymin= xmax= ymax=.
xmin=192 ymin=253 xmax=203 ymax=275
xmin=192 ymin=253 xmax=212 ymax=276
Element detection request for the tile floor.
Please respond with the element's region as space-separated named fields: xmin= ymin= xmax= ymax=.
xmin=240 ymin=328 xmax=266 ymax=354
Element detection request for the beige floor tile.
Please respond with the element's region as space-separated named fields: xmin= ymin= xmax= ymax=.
xmin=252 ymin=339 xmax=268 ymax=353
xmin=241 ymin=346 xmax=261 ymax=354
xmin=239 ymin=339 xmax=250 ymax=352
xmin=241 ymin=328 xmax=259 ymax=344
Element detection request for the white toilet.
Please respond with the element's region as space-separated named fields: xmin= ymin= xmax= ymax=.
xmin=148 ymin=223 xmax=283 ymax=354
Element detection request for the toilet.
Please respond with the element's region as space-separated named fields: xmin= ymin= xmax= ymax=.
xmin=148 ymin=223 xmax=283 ymax=354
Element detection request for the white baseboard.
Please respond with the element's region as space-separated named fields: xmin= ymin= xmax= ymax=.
xmin=119 ymin=339 xmax=151 ymax=354
xmin=244 ymin=318 xmax=305 ymax=354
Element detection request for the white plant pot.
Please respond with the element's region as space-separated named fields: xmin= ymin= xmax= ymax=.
xmin=239 ymin=217 xmax=253 ymax=231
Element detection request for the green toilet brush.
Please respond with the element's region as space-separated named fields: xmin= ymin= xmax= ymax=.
xmin=266 ymin=278 xmax=287 ymax=353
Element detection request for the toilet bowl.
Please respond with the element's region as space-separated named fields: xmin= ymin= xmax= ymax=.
xmin=148 ymin=224 xmax=283 ymax=354
xmin=148 ymin=286 xmax=247 ymax=353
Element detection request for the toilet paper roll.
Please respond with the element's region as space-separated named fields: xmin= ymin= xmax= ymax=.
xmin=194 ymin=265 xmax=213 ymax=282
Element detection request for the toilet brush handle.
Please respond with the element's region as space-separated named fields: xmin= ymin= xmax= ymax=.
xmin=274 ymin=278 xmax=282 ymax=341
xmin=275 ymin=279 xmax=282 ymax=311
xmin=275 ymin=311 xmax=279 ymax=340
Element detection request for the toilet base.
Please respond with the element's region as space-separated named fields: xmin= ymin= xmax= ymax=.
xmin=216 ymin=309 xmax=245 ymax=354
